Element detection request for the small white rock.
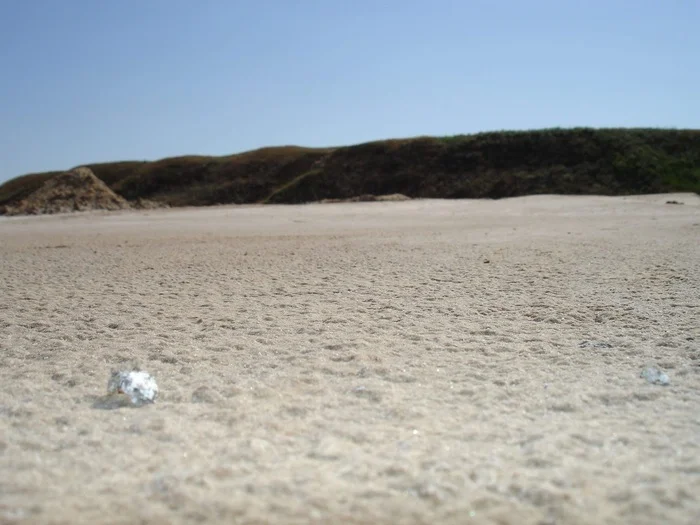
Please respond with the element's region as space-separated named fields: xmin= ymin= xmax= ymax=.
xmin=640 ymin=367 xmax=670 ymax=386
xmin=107 ymin=370 xmax=159 ymax=405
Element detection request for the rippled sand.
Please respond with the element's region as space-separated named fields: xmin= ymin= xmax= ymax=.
xmin=1 ymin=194 xmax=699 ymax=525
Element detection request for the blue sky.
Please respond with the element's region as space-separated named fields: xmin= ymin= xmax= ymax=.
xmin=0 ymin=0 xmax=697 ymax=182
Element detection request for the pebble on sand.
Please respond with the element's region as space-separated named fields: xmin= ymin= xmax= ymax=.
xmin=640 ymin=367 xmax=670 ymax=386
xmin=93 ymin=370 xmax=159 ymax=409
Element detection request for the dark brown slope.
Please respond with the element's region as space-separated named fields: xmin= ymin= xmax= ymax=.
xmin=2 ymin=128 xmax=699 ymax=212
xmin=264 ymin=129 xmax=700 ymax=202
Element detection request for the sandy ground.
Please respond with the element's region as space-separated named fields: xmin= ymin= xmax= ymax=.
xmin=1 ymin=194 xmax=699 ymax=525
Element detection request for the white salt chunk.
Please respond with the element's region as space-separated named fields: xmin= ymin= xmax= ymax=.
xmin=107 ymin=370 xmax=159 ymax=405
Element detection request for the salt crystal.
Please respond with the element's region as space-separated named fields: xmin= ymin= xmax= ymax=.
xmin=107 ymin=370 xmax=159 ymax=405
xmin=640 ymin=367 xmax=670 ymax=386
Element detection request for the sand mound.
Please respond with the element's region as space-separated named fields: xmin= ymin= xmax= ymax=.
xmin=130 ymin=197 xmax=169 ymax=210
xmin=3 ymin=167 xmax=130 ymax=216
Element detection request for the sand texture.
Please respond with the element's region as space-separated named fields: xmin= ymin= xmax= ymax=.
xmin=1 ymin=194 xmax=699 ymax=525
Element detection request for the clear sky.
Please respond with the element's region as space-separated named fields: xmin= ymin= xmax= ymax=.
xmin=1 ymin=0 xmax=697 ymax=183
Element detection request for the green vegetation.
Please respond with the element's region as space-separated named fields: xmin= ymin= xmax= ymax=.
xmin=1 ymin=128 xmax=699 ymax=210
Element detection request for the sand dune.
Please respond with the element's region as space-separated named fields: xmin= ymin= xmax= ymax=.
xmin=1 ymin=194 xmax=699 ymax=525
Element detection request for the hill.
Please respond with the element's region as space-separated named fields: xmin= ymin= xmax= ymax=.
xmin=2 ymin=128 xmax=699 ymax=211
xmin=3 ymin=167 xmax=130 ymax=215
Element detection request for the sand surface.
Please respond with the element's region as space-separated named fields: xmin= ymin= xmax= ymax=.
xmin=1 ymin=194 xmax=699 ymax=525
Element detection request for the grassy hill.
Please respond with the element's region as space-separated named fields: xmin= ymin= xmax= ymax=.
xmin=2 ymin=128 xmax=699 ymax=210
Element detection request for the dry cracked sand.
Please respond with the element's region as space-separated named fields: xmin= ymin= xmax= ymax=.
xmin=1 ymin=194 xmax=699 ymax=525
